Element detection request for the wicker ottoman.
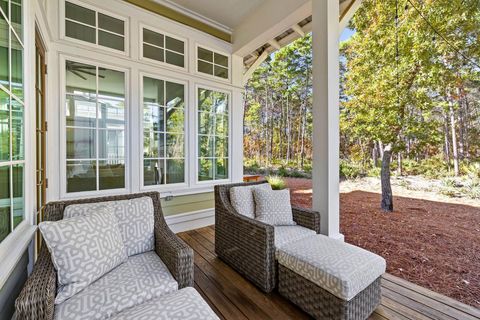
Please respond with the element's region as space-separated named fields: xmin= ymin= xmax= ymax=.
xmin=110 ymin=287 xmax=220 ymax=320
xmin=276 ymin=235 xmax=386 ymax=320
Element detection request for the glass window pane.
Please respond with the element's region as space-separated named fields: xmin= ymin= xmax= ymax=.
xmin=0 ymin=165 xmax=11 ymax=242
xmin=143 ymin=77 xmax=164 ymax=106
xmin=143 ymin=29 xmax=164 ymax=47
xmin=66 ymin=128 xmax=96 ymax=159
xmin=166 ymin=134 xmax=184 ymax=158
xmin=216 ymin=158 xmax=228 ymax=179
xmin=11 ymin=31 xmax=23 ymax=100
xmin=166 ymin=107 xmax=184 ymax=133
xmin=98 ymin=130 xmax=124 ymax=159
xmin=66 ymin=61 xmax=97 ymax=126
xmin=144 ymin=130 xmax=164 ymax=158
xmin=165 ymin=81 xmax=184 ymax=109
xmin=0 ymin=90 xmax=9 ymax=161
xmin=215 ymin=137 xmax=228 ymax=158
xmin=214 ymin=92 xmax=228 ymax=114
xmin=165 ymin=51 xmax=184 ymax=68
xmin=143 ymin=105 xmax=164 ymax=132
xmin=199 ymin=135 xmax=214 ymax=158
xmin=214 ymin=53 xmax=228 ymax=67
xmin=99 ymin=160 xmax=124 ymax=190
xmin=198 ymin=47 xmax=213 ymax=62
xmin=198 ymin=60 xmax=213 ymax=75
xmin=143 ymin=44 xmax=164 ymax=63
xmin=216 ymin=115 xmax=229 ymax=137
xmin=11 ymin=101 xmax=23 ymax=160
xmin=214 ymin=66 xmax=229 ymax=79
xmin=0 ymin=1 xmax=8 ymax=19
xmin=166 ymin=159 xmax=184 ymax=184
xmin=198 ymin=89 xmax=212 ymax=112
xmin=98 ymin=13 xmax=124 ymax=35
xmin=66 ymin=160 xmax=96 ymax=192
xmin=65 ymin=1 xmax=95 ymax=26
xmin=144 ymin=159 xmax=164 ymax=185
xmin=12 ymin=163 xmax=23 ymax=228
xmin=98 ymin=31 xmax=124 ymax=51
xmin=11 ymin=0 xmax=22 ymax=40
xmin=198 ymin=112 xmax=214 ymax=135
xmin=0 ymin=13 xmax=8 ymax=89
xmin=66 ymin=20 xmax=96 ymax=44
xmin=165 ymin=36 xmax=184 ymax=54
xmin=198 ymin=159 xmax=213 ymax=181
xmin=98 ymin=68 xmax=125 ymax=129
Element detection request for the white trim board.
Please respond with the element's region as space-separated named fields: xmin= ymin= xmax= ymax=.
xmin=165 ymin=208 xmax=215 ymax=233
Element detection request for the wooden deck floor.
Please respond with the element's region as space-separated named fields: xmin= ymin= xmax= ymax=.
xmin=178 ymin=226 xmax=480 ymax=320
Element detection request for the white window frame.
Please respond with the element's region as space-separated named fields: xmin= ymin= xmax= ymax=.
xmin=139 ymin=72 xmax=189 ymax=192
xmin=194 ymin=84 xmax=232 ymax=185
xmin=139 ymin=23 xmax=188 ymax=72
xmin=59 ymin=0 xmax=130 ymax=57
xmin=195 ymin=44 xmax=231 ymax=83
xmin=59 ymin=55 xmax=130 ymax=199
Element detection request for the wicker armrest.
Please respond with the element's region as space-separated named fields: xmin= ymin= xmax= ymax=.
xmin=15 ymin=246 xmax=56 ymax=320
xmin=154 ymin=224 xmax=194 ymax=289
xmin=292 ymin=206 xmax=321 ymax=233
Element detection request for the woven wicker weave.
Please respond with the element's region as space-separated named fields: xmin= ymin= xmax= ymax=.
xmin=14 ymin=192 xmax=194 ymax=320
xmin=279 ymin=265 xmax=382 ymax=320
xmin=214 ymin=181 xmax=321 ymax=293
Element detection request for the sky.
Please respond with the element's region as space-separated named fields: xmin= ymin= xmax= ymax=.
xmin=340 ymin=28 xmax=355 ymax=43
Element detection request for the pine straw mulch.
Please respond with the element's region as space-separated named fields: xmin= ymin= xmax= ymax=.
xmin=286 ymin=177 xmax=480 ymax=309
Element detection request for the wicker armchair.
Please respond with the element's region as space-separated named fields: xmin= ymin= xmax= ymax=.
xmin=214 ymin=181 xmax=321 ymax=293
xmin=15 ymin=192 xmax=194 ymax=320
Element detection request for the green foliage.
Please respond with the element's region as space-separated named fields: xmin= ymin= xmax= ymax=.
xmin=367 ymin=166 xmax=382 ymax=177
xmin=266 ymin=175 xmax=287 ymax=190
xmin=339 ymin=160 xmax=363 ymax=179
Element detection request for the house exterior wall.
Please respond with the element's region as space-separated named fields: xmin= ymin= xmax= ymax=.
xmin=38 ymin=0 xmax=245 ymax=221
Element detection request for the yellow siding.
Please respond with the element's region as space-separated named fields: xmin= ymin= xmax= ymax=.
xmin=161 ymin=192 xmax=214 ymax=216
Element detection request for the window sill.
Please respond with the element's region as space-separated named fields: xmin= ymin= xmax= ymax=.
xmin=0 ymin=223 xmax=36 ymax=289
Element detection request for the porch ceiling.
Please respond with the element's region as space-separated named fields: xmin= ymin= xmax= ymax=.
xmin=125 ymin=0 xmax=356 ymax=52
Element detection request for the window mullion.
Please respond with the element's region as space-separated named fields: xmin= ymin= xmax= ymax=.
xmin=95 ymin=65 xmax=99 ymax=191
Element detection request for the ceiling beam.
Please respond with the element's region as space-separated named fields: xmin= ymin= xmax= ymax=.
xmin=291 ymin=24 xmax=305 ymax=37
xmin=242 ymin=50 xmax=270 ymax=85
xmin=268 ymin=39 xmax=281 ymax=50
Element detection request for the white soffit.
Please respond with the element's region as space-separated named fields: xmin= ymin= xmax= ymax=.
xmin=163 ymin=0 xmax=265 ymax=33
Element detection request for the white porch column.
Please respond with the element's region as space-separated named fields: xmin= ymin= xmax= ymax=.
xmin=312 ymin=0 xmax=343 ymax=240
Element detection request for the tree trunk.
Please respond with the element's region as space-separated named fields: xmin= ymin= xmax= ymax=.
xmin=381 ymin=144 xmax=394 ymax=212
xmin=286 ymin=94 xmax=291 ymax=163
xmin=397 ymin=152 xmax=402 ymax=176
xmin=443 ymin=113 xmax=451 ymax=168
xmin=449 ymin=102 xmax=459 ymax=176
xmin=372 ymin=141 xmax=378 ymax=167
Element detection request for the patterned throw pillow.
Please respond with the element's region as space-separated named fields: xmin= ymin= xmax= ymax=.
xmin=64 ymin=197 xmax=154 ymax=256
xmin=230 ymin=183 xmax=272 ymax=218
xmin=253 ymin=188 xmax=296 ymax=226
xmin=39 ymin=207 xmax=128 ymax=304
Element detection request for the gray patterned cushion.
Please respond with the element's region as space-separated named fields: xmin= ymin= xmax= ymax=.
xmin=230 ymin=183 xmax=271 ymax=218
xmin=110 ymin=287 xmax=219 ymax=320
xmin=54 ymin=251 xmax=178 ymax=320
xmin=253 ymin=188 xmax=296 ymax=226
xmin=39 ymin=208 xmax=127 ymax=304
xmin=64 ymin=197 xmax=154 ymax=256
xmin=277 ymin=235 xmax=386 ymax=301
xmin=274 ymin=226 xmax=317 ymax=248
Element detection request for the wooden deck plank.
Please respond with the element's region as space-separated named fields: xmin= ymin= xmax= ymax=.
xmin=180 ymin=226 xmax=479 ymax=320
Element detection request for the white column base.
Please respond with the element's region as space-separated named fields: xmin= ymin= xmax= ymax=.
xmin=329 ymin=233 xmax=345 ymax=242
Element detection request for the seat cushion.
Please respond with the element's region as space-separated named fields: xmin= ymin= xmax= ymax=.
xmin=230 ymin=183 xmax=271 ymax=218
xmin=277 ymin=235 xmax=386 ymax=301
xmin=64 ymin=197 xmax=154 ymax=256
xmin=39 ymin=208 xmax=127 ymax=304
xmin=274 ymin=226 xmax=317 ymax=249
xmin=110 ymin=287 xmax=219 ymax=320
xmin=54 ymin=251 xmax=178 ymax=320
xmin=253 ymin=188 xmax=296 ymax=226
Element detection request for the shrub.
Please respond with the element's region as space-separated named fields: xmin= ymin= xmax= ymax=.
xmin=339 ymin=160 xmax=363 ymax=179
xmin=278 ymin=166 xmax=288 ymax=177
xmin=417 ymin=155 xmax=449 ymax=179
xmin=367 ymin=166 xmax=381 ymax=177
xmin=266 ymin=175 xmax=286 ymax=190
